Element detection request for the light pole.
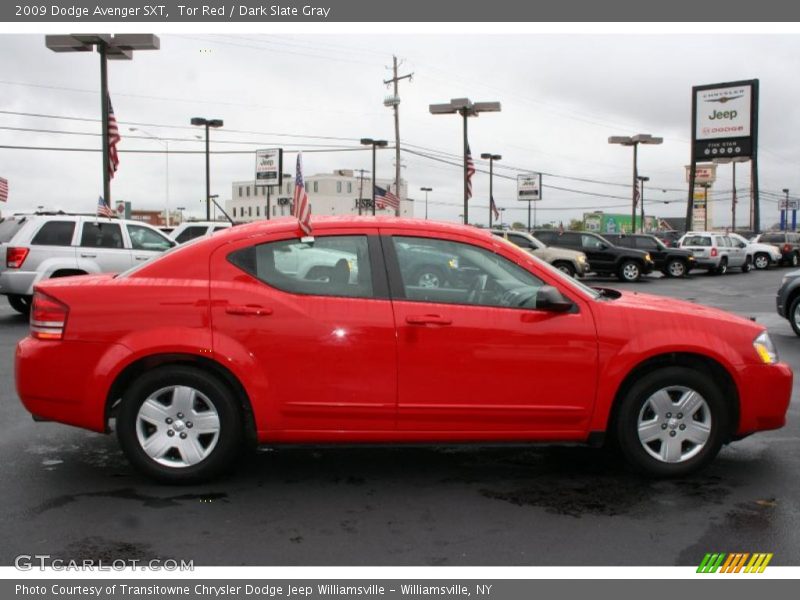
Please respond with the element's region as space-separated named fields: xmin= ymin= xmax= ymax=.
xmin=637 ymin=175 xmax=649 ymax=232
xmin=176 ymin=206 xmax=186 ymax=224
xmin=499 ymin=207 xmax=506 ymax=227
xmin=420 ymin=187 xmax=433 ymax=219
xmin=129 ymin=127 xmax=172 ymax=226
xmin=480 ymin=153 xmax=501 ymax=228
xmin=430 ymin=98 xmax=501 ymax=225
xmin=609 ymin=134 xmax=663 ymax=234
xmin=46 ymin=34 xmax=159 ymax=208
xmin=783 ymin=188 xmax=790 ymax=231
xmin=360 ymin=138 xmax=388 ymax=216
xmin=191 ymin=117 xmax=224 ymax=220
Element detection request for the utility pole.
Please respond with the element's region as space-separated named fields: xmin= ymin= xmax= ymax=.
xmin=356 ymin=169 xmax=369 ymax=216
xmin=384 ymin=56 xmax=412 ymax=217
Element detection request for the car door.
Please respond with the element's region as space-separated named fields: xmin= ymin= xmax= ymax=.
xmin=126 ymin=223 xmax=175 ymax=265
xmin=77 ymin=219 xmax=133 ymax=273
xmin=209 ymin=230 xmax=397 ymax=436
xmin=634 ymin=236 xmax=662 ymax=266
xmin=382 ymin=229 xmax=598 ymax=435
xmin=580 ymin=233 xmax=614 ymax=272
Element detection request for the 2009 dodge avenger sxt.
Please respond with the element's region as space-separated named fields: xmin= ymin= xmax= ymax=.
xmin=15 ymin=217 xmax=792 ymax=483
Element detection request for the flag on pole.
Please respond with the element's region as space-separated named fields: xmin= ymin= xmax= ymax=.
xmin=374 ymin=184 xmax=400 ymax=211
xmin=466 ymin=143 xmax=476 ymax=199
xmin=558 ymin=221 xmax=565 ymax=233
xmin=489 ymin=195 xmax=500 ymax=221
xmin=97 ymin=196 xmax=115 ymax=218
xmin=0 ymin=177 xmax=8 ymax=203
xmin=107 ymin=95 xmax=120 ymax=179
xmin=292 ymin=153 xmax=312 ymax=235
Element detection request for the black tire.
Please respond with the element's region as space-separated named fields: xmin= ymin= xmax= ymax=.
xmin=117 ymin=365 xmax=243 ymax=484
xmin=615 ymin=366 xmax=728 ymax=477
xmin=789 ymin=296 xmax=800 ymax=337
xmin=741 ymin=256 xmax=752 ymax=273
xmin=753 ymin=253 xmax=770 ymax=270
xmin=665 ymin=259 xmax=687 ymax=278
xmin=7 ymin=294 xmax=32 ymax=315
xmin=552 ymin=261 xmax=576 ymax=277
xmin=715 ymin=257 xmax=728 ymax=275
xmin=789 ymin=253 xmax=799 ymax=268
xmin=617 ymin=260 xmax=642 ymax=282
xmin=412 ymin=265 xmax=446 ymax=289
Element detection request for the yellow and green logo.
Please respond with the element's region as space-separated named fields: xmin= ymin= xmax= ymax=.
xmin=697 ymin=553 xmax=773 ymax=573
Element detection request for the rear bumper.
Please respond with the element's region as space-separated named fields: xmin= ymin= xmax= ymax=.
xmin=736 ymin=363 xmax=793 ymax=435
xmin=0 ymin=270 xmax=37 ymax=296
xmin=15 ymin=336 xmax=126 ymax=433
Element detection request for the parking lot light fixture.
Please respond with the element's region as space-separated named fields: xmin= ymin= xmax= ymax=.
xmin=480 ymin=153 xmax=502 ymax=228
xmin=361 ymin=138 xmax=389 ymax=216
xmin=609 ymin=134 xmax=662 ymax=234
xmin=430 ymin=98 xmax=501 ymax=224
xmin=191 ymin=118 xmax=224 ymax=220
xmin=420 ymin=187 xmax=433 ymax=219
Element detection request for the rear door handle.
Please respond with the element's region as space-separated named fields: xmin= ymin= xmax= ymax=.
xmin=134 ymin=255 xmax=150 ymax=261
xmin=405 ymin=314 xmax=452 ymax=326
xmin=80 ymin=253 xmax=97 ymax=258
xmin=225 ymin=305 xmax=273 ymax=316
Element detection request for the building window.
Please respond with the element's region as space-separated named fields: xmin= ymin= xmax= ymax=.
xmin=246 ymin=186 xmax=251 ymax=197
xmin=248 ymin=206 xmax=252 ymax=217
xmin=256 ymin=206 xmax=260 ymax=217
xmin=313 ymin=181 xmax=318 ymax=193
xmin=239 ymin=186 xmax=243 ymax=197
xmin=347 ymin=182 xmax=352 ymax=193
xmin=337 ymin=182 xmax=342 ymax=193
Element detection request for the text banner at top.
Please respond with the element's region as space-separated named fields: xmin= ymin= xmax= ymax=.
xmin=3 ymin=0 xmax=800 ymax=22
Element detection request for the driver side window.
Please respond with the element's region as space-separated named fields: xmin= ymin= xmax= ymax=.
xmin=390 ymin=236 xmax=544 ymax=309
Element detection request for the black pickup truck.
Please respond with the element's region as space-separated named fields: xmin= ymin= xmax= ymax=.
xmin=533 ymin=230 xmax=655 ymax=282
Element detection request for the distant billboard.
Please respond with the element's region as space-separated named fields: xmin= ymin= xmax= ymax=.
xmin=517 ymin=173 xmax=541 ymax=201
xmin=692 ymin=81 xmax=757 ymax=159
xmin=255 ymin=148 xmax=283 ymax=188
xmin=685 ymin=163 xmax=717 ymax=184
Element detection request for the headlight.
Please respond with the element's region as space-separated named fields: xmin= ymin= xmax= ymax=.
xmin=448 ymin=257 xmax=459 ymax=269
xmin=577 ymin=255 xmax=586 ymax=263
xmin=645 ymin=253 xmax=653 ymax=262
xmin=753 ymin=331 xmax=779 ymax=364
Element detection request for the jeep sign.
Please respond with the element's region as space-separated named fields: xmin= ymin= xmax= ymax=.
xmin=692 ymin=81 xmax=757 ymax=159
xmin=255 ymin=148 xmax=283 ymax=188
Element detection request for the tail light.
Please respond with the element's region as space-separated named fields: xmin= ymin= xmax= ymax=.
xmin=30 ymin=291 xmax=69 ymax=341
xmin=711 ymin=247 xmax=718 ymax=257
xmin=6 ymin=247 xmax=29 ymax=269
xmin=784 ymin=244 xmax=791 ymax=253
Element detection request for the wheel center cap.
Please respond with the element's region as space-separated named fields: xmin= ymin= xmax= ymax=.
xmin=173 ymin=420 xmax=186 ymax=432
xmin=667 ymin=418 xmax=679 ymax=430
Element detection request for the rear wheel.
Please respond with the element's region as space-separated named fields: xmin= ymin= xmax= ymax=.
xmin=552 ymin=261 xmax=576 ymax=277
xmin=618 ymin=260 xmax=642 ymax=282
xmin=117 ymin=366 xmax=243 ymax=483
xmin=7 ymin=294 xmax=32 ymax=316
xmin=665 ymin=259 xmax=687 ymax=278
xmin=615 ymin=366 xmax=728 ymax=477
xmin=412 ymin=266 xmax=446 ymax=289
xmin=753 ymin=253 xmax=770 ymax=270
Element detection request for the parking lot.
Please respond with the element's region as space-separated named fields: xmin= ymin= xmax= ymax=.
xmin=1 ymin=267 xmax=798 ymax=567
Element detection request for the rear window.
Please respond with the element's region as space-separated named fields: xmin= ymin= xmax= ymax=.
xmin=682 ymin=235 xmax=711 ymax=247
xmin=760 ymin=233 xmax=784 ymax=243
xmin=0 ymin=217 xmax=25 ymax=243
xmin=31 ymin=221 xmax=75 ymax=246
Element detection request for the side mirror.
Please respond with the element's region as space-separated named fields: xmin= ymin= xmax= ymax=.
xmin=598 ymin=242 xmax=608 ymax=250
xmin=536 ymin=285 xmax=574 ymax=313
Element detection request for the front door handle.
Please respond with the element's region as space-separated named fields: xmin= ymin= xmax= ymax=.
xmin=225 ymin=305 xmax=273 ymax=316
xmin=134 ymin=255 xmax=150 ymax=261
xmin=80 ymin=253 xmax=97 ymax=258
xmin=405 ymin=314 xmax=452 ymax=326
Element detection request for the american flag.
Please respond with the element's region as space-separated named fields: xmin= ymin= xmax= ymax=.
xmin=489 ymin=195 xmax=500 ymax=221
xmin=292 ymin=153 xmax=312 ymax=235
xmin=466 ymin=143 xmax=476 ymax=199
xmin=374 ymin=184 xmax=400 ymax=211
xmin=108 ymin=95 xmax=120 ymax=179
xmin=0 ymin=177 xmax=8 ymax=203
xmin=97 ymin=196 xmax=115 ymax=218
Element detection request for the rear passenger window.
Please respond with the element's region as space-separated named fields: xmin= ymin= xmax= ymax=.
xmin=683 ymin=235 xmax=711 ymax=246
xmin=80 ymin=222 xmax=124 ymax=249
xmin=228 ymin=235 xmax=374 ymax=299
xmin=31 ymin=221 xmax=75 ymax=246
xmin=635 ymin=237 xmax=657 ymax=250
xmin=535 ymin=231 xmax=555 ymax=244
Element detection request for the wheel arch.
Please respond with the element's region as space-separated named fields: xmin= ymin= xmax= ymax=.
xmin=604 ymin=352 xmax=739 ymax=443
xmin=105 ymin=353 xmax=258 ymax=448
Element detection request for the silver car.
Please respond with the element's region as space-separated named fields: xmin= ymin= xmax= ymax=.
xmin=678 ymin=231 xmax=751 ymax=274
xmin=0 ymin=213 xmax=175 ymax=314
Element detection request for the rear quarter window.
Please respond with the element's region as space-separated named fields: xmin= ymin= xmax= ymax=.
xmin=683 ymin=235 xmax=711 ymax=246
xmin=0 ymin=217 xmax=25 ymax=243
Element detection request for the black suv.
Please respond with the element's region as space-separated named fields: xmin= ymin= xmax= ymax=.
xmin=533 ymin=230 xmax=655 ymax=282
xmin=603 ymin=233 xmax=695 ymax=278
xmin=754 ymin=231 xmax=800 ymax=267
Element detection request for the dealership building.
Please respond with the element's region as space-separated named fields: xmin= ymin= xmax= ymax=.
xmin=226 ymin=170 xmax=411 ymax=222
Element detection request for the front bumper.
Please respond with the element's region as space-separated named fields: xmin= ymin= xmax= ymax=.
xmin=736 ymin=362 xmax=793 ymax=435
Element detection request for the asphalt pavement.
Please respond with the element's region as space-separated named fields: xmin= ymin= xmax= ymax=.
xmin=1 ymin=267 xmax=798 ymax=566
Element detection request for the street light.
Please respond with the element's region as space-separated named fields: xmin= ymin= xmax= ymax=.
xmin=129 ymin=127 xmax=172 ymax=226
xmin=480 ymin=153 xmax=502 ymax=228
xmin=499 ymin=207 xmax=507 ymax=227
xmin=420 ymin=187 xmax=433 ymax=219
xmin=609 ymin=134 xmax=663 ymax=234
xmin=637 ymin=175 xmax=649 ymax=232
xmin=191 ymin=117 xmax=224 ymax=220
xmin=430 ymin=98 xmax=501 ymax=225
xmin=46 ymin=34 xmax=159 ymax=208
xmin=176 ymin=206 xmax=186 ymax=224
xmin=360 ymin=138 xmax=388 ymax=216
xmin=783 ymin=188 xmax=790 ymax=231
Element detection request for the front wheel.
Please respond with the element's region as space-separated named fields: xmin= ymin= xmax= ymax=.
xmin=618 ymin=260 xmax=642 ymax=282
xmin=741 ymin=257 xmax=752 ymax=273
xmin=789 ymin=296 xmax=800 ymax=337
xmin=753 ymin=253 xmax=770 ymax=270
xmin=117 ymin=366 xmax=243 ymax=483
xmin=665 ymin=259 xmax=687 ymax=278
xmin=412 ymin=266 xmax=446 ymax=289
xmin=7 ymin=294 xmax=32 ymax=315
xmin=615 ymin=367 xmax=728 ymax=477
xmin=715 ymin=258 xmax=728 ymax=275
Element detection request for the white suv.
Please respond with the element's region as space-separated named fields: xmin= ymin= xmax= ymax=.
xmin=0 ymin=213 xmax=175 ymax=314
xmin=169 ymin=221 xmax=232 ymax=244
xmin=678 ymin=231 xmax=751 ymax=274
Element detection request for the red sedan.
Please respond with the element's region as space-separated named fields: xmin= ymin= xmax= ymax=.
xmin=15 ymin=217 xmax=792 ymax=482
